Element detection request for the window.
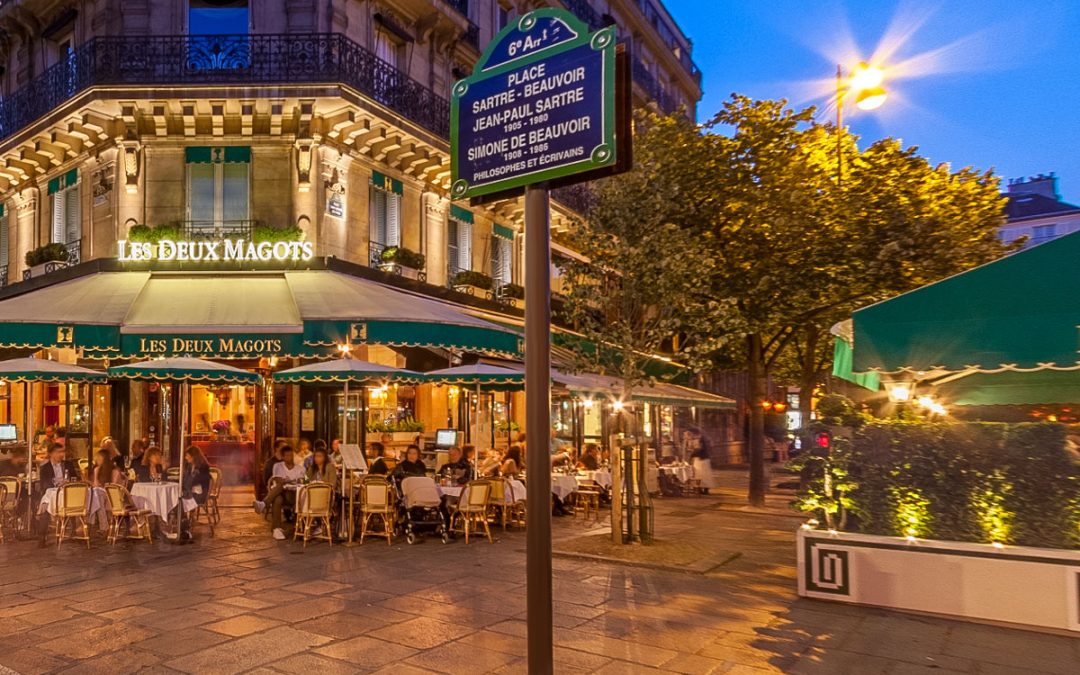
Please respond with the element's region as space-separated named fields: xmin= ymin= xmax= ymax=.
xmin=1032 ymin=224 xmax=1056 ymax=244
xmin=374 ymin=28 xmax=400 ymax=70
xmin=448 ymin=206 xmax=473 ymax=272
xmin=491 ymin=228 xmax=513 ymax=285
xmin=48 ymin=170 xmax=80 ymax=246
xmin=189 ymin=0 xmax=249 ymax=35
xmin=186 ymin=147 xmax=250 ymax=235
xmin=498 ymin=3 xmax=513 ymax=30
xmin=369 ymin=188 xmax=401 ymax=246
xmin=0 ymin=205 xmax=7 ymax=269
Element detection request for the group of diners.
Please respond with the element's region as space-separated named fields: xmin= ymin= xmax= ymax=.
xmin=0 ymin=437 xmax=214 ymax=545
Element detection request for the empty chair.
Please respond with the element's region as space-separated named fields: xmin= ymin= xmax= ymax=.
xmin=294 ymin=483 xmax=334 ymax=548
xmin=359 ymin=475 xmax=395 ymax=545
xmin=104 ymin=483 xmax=153 ymax=545
xmin=0 ymin=477 xmax=19 ymax=542
xmin=55 ymin=482 xmax=92 ymax=549
xmin=450 ymin=479 xmax=493 ymax=544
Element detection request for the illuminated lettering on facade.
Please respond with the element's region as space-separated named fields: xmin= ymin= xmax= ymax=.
xmin=118 ymin=239 xmax=315 ymax=263
xmin=137 ymin=337 xmax=284 ymax=354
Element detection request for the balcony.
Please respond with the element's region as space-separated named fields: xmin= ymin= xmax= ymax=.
xmin=0 ymin=32 xmax=451 ymax=145
xmin=22 ymin=239 xmax=80 ymax=281
xmin=0 ymin=264 xmax=6 ymax=287
xmin=178 ymin=219 xmax=256 ymax=240
xmin=369 ymin=241 xmax=427 ymax=282
xmin=631 ymin=56 xmax=679 ymax=114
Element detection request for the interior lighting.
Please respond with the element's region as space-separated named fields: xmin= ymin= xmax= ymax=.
xmin=888 ymin=385 xmax=911 ymax=402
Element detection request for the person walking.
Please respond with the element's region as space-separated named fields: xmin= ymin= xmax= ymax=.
xmin=690 ymin=429 xmax=716 ymax=495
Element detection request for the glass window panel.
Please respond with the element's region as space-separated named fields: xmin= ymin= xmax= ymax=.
xmin=222 ymin=163 xmax=249 ymax=223
xmin=188 ymin=163 xmax=215 ymax=225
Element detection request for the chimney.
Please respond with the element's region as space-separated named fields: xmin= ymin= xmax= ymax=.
xmin=1007 ymin=172 xmax=1060 ymax=200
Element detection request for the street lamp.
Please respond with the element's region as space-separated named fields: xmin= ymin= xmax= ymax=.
xmin=835 ymin=61 xmax=888 ymax=182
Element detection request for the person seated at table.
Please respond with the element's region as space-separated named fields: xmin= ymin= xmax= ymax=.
xmin=367 ymin=442 xmax=390 ymax=475
xmin=0 ymin=447 xmax=26 ymax=476
xmin=135 ymin=446 xmax=164 ymax=483
xmin=91 ymin=449 xmax=124 ymax=488
xmin=305 ymin=439 xmax=327 ymax=469
xmin=260 ymin=441 xmax=287 ymax=499
xmin=577 ymin=443 xmax=601 ymax=471
xmin=330 ymin=438 xmax=343 ymax=467
xmin=183 ymin=446 xmax=212 ymax=509
xmin=37 ymin=443 xmax=77 ymax=494
xmin=127 ymin=439 xmax=146 ymax=471
xmin=295 ymin=438 xmax=313 ymax=467
xmin=499 ymin=446 xmax=523 ymax=478
xmin=306 ymin=446 xmax=338 ymax=486
xmin=393 ymin=445 xmax=426 ymax=480
xmin=437 ymin=446 xmax=473 ymax=485
xmin=253 ymin=445 xmax=305 ymax=540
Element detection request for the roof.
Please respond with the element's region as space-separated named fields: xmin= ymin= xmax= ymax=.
xmin=1005 ymin=192 xmax=1080 ymax=221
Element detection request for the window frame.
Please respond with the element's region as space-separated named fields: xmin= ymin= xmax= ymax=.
xmin=185 ymin=155 xmax=251 ymax=232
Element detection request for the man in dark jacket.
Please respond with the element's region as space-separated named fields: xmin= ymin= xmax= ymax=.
xmin=35 ymin=443 xmax=79 ymax=542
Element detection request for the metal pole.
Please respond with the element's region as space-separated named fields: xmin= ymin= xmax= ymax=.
xmin=524 ymin=182 xmax=553 ymax=674
xmin=25 ymin=381 xmax=32 ymax=532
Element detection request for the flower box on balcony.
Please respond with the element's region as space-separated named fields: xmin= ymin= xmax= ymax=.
xmin=451 ymin=270 xmax=493 ymax=297
xmin=499 ymin=283 xmax=525 ymax=309
xmin=23 ymin=243 xmax=71 ymax=279
xmin=379 ymin=246 xmax=426 ymax=280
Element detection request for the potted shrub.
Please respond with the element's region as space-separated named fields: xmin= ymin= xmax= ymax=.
xmin=379 ymin=246 xmax=426 ymax=280
xmin=24 ymin=243 xmax=70 ymax=278
xmin=500 ymin=282 xmax=525 ymax=309
xmin=252 ymin=223 xmax=304 ymax=242
xmin=452 ymin=269 xmax=493 ymax=296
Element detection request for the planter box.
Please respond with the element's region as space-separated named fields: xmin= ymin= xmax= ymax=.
xmin=380 ymin=262 xmax=421 ymax=281
xmin=504 ymin=297 xmax=524 ymax=310
xmin=23 ymin=260 xmax=70 ymax=280
xmin=797 ymin=528 xmax=1080 ymax=633
xmin=453 ymin=283 xmax=490 ymax=297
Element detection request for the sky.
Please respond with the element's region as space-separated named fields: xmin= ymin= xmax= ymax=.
xmin=661 ymin=0 xmax=1080 ymax=199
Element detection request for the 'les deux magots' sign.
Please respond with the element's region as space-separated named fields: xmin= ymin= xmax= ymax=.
xmin=450 ymin=9 xmax=616 ymax=199
xmin=117 ymin=238 xmax=315 ymax=263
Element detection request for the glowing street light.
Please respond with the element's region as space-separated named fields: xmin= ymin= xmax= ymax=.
xmin=836 ymin=61 xmax=888 ymax=181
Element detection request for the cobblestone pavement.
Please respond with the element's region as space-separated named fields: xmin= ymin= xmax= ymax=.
xmin=1 ymin=470 xmax=1077 ymax=674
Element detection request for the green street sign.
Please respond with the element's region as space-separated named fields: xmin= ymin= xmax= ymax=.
xmin=450 ymin=9 xmax=617 ymax=200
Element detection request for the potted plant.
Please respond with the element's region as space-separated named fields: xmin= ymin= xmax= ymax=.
xmin=379 ymin=246 xmax=426 ymax=280
xmin=211 ymin=419 xmax=230 ymax=438
xmin=500 ymin=282 xmax=525 ymax=309
xmin=252 ymin=223 xmax=304 ymax=242
xmin=24 ymin=243 xmax=71 ymax=279
xmin=452 ymin=269 xmax=493 ymax=296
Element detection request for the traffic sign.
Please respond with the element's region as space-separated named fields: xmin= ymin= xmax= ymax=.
xmin=450 ymin=9 xmax=617 ymax=200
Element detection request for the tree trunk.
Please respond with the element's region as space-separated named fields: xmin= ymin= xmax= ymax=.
xmin=747 ymin=333 xmax=767 ymax=507
xmin=798 ymin=325 xmax=820 ymax=450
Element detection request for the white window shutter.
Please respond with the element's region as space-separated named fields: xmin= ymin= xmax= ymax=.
xmin=51 ymin=192 xmax=64 ymax=244
xmin=459 ymin=220 xmax=472 ymax=270
xmin=65 ymin=187 xmax=80 ymax=244
xmin=221 ymin=163 xmax=249 ymax=223
xmin=387 ymin=192 xmax=401 ymax=246
xmin=370 ymin=187 xmax=385 ymax=244
xmin=0 ymin=211 xmax=8 ymax=265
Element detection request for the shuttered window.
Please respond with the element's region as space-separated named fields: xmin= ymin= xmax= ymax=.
xmin=186 ymin=147 xmax=250 ymax=233
xmin=491 ymin=234 xmax=512 ymax=284
xmin=369 ymin=186 xmax=401 ymax=247
xmin=0 ymin=205 xmax=8 ymax=267
xmin=449 ymin=205 xmax=473 ymax=271
xmin=51 ymin=184 xmax=80 ymax=245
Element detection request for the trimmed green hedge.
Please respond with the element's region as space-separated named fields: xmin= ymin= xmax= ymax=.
xmin=452 ymin=270 xmax=493 ymax=290
xmin=380 ymin=246 xmax=425 ymax=270
xmin=25 ymin=243 xmax=69 ymax=267
xmin=795 ymin=421 xmax=1080 ymax=549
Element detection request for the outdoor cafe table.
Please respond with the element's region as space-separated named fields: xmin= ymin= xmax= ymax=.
xmin=130 ymin=482 xmax=195 ymax=520
xmin=659 ymin=464 xmax=693 ymax=483
xmin=38 ymin=486 xmax=108 ymax=529
xmin=550 ymin=474 xmax=578 ymax=501
xmin=439 ymin=478 xmax=526 ymax=504
xmin=576 ymin=469 xmax=612 ymax=489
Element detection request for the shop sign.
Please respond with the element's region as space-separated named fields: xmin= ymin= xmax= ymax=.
xmin=117 ymin=239 xmax=315 ymax=263
xmin=450 ymin=9 xmax=616 ymax=199
xmin=129 ymin=335 xmax=285 ymax=356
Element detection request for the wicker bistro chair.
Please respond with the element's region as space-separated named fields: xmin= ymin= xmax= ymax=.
xmin=487 ymin=478 xmax=525 ymax=531
xmin=451 ymin=479 xmax=493 ymax=544
xmin=199 ymin=467 xmax=222 ymax=525
xmin=574 ymin=480 xmax=603 ymax=521
xmin=294 ymin=482 xmax=334 ymax=548
xmin=55 ymin=481 xmax=92 ymax=549
xmin=166 ymin=467 xmax=180 ymax=482
xmin=104 ymin=483 xmax=153 ymax=545
xmin=0 ymin=477 xmax=20 ymax=542
xmin=359 ymin=475 xmax=395 ymax=545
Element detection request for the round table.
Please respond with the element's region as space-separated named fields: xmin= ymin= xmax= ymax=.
xmin=130 ymin=482 xmax=194 ymax=520
xmin=550 ymin=474 xmax=578 ymax=501
xmin=38 ymin=486 xmax=108 ymax=529
xmin=660 ymin=464 xmax=693 ymax=483
xmin=576 ymin=469 xmax=612 ymax=489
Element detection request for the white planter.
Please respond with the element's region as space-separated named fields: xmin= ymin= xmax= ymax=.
xmin=25 ymin=260 xmax=69 ymax=280
xmin=797 ymin=528 xmax=1080 ymax=633
xmin=453 ymin=283 xmax=489 ymax=297
xmin=506 ymin=297 xmax=524 ymax=309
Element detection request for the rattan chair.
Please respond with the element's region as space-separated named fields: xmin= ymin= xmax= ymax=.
xmin=55 ymin=481 xmax=92 ymax=549
xmin=104 ymin=483 xmax=153 ymax=545
xmin=574 ymin=481 xmax=602 ymax=521
xmin=451 ymin=479 xmax=493 ymax=544
xmin=359 ymin=475 xmax=395 ymax=545
xmin=166 ymin=466 xmax=180 ymax=481
xmin=0 ymin=477 xmax=20 ymax=542
xmin=199 ymin=467 xmax=222 ymax=525
xmin=294 ymin=482 xmax=334 ymax=548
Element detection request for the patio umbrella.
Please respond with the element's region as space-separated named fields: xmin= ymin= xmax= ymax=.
xmin=273 ymin=357 xmax=424 ymax=544
xmin=108 ymin=358 xmax=262 ymax=540
xmin=0 ymin=357 xmax=107 ymax=531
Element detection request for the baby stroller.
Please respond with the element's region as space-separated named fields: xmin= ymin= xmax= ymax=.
xmin=398 ymin=477 xmax=449 ymax=544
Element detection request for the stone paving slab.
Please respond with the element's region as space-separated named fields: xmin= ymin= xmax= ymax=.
xmin=0 ymin=468 xmax=1076 ymax=674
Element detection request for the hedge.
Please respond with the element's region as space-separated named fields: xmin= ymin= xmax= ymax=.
xmin=794 ymin=420 xmax=1080 ymax=549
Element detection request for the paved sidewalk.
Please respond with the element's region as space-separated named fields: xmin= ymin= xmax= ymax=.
xmin=0 ymin=470 xmax=1076 ymax=674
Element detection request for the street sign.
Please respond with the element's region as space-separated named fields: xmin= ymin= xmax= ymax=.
xmin=450 ymin=9 xmax=616 ymax=200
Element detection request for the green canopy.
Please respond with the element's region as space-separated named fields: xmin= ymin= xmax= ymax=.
xmin=0 ymin=357 xmax=107 ymax=383
xmin=931 ymin=370 xmax=1080 ymax=406
xmin=853 ymin=230 xmax=1080 ymax=375
xmin=424 ymin=363 xmax=524 ymax=390
xmin=109 ymin=357 xmax=262 ymax=384
xmin=273 ymin=358 xmax=424 ymax=384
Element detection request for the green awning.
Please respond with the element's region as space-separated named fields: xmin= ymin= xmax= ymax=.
xmin=185 ymin=146 xmax=251 ymax=164
xmin=853 ymin=230 xmax=1080 ymax=374
xmin=0 ymin=357 xmax=106 ymax=383
xmin=425 ymin=363 xmax=525 ymax=390
xmin=47 ymin=168 xmax=78 ymax=195
xmin=372 ymin=171 xmax=403 ymax=195
xmin=109 ymin=357 xmax=262 ymax=384
xmin=933 ymin=370 xmax=1080 ymax=406
xmin=449 ymin=204 xmax=474 ymax=224
xmin=273 ymin=358 xmax=424 ymax=384
xmin=832 ymin=338 xmax=881 ymax=391
xmin=493 ymin=223 xmax=515 ymax=240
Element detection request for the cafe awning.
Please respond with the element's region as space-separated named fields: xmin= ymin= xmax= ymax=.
xmin=852 ymin=230 xmax=1080 ymax=375
xmin=0 ymin=269 xmax=521 ymax=359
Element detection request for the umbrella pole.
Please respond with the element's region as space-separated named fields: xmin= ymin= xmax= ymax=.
xmin=25 ymin=381 xmax=32 ymax=534
xmin=343 ymin=380 xmax=354 ymax=546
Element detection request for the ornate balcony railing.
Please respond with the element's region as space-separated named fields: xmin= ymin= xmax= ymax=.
xmin=631 ymin=56 xmax=679 ymax=114
xmin=561 ymin=0 xmax=605 ymax=31
xmin=445 ymin=0 xmax=469 ymax=18
xmin=21 ymin=239 xmax=80 ymax=281
xmin=179 ymin=219 xmax=255 ymax=240
xmin=0 ymin=264 xmax=7 ymax=287
xmin=369 ymin=240 xmax=427 ymax=282
xmin=65 ymin=239 xmax=81 ymax=266
xmin=0 ymin=33 xmax=451 ymax=144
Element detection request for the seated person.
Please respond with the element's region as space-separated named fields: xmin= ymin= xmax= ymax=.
xmin=37 ymin=443 xmax=78 ymax=494
xmin=306 ymin=446 xmax=338 ymax=486
xmin=134 ymin=446 xmax=164 ymax=483
xmin=367 ymin=442 xmax=390 ymax=475
xmin=329 ymin=438 xmax=343 ymax=467
xmin=260 ymin=441 xmax=286 ymax=499
xmin=578 ymin=443 xmax=601 ymax=471
xmin=304 ymin=439 xmax=327 ymax=470
xmin=499 ymin=446 xmax=523 ymax=478
xmin=91 ymin=449 xmax=124 ymax=488
xmin=393 ymin=445 xmax=427 ymax=479
xmin=183 ymin=446 xmax=212 ymax=511
xmin=437 ymin=446 xmax=473 ymax=485
xmin=253 ymin=445 xmax=305 ymax=540
xmin=0 ymin=448 xmax=27 ymax=476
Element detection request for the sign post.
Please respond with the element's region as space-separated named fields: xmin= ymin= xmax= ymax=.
xmin=451 ymin=9 xmax=623 ymax=673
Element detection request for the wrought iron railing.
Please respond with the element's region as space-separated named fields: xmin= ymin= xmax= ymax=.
xmin=179 ymin=219 xmax=255 ymax=240
xmin=0 ymin=264 xmax=6 ymax=287
xmin=21 ymin=239 xmax=80 ymax=281
xmin=65 ymin=239 xmax=81 ymax=266
xmin=445 ymin=0 xmax=469 ymax=18
xmin=369 ymin=240 xmax=388 ymax=268
xmin=369 ymin=240 xmax=426 ymax=282
xmin=0 ymin=33 xmax=451 ymax=143
xmin=561 ymin=0 xmax=605 ymax=31
xmin=631 ymin=56 xmax=679 ymax=114
xmin=464 ymin=22 xmax=480 ymax=50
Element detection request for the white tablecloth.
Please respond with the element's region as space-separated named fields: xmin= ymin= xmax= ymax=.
xmin=576 ymin=470 xmax=612 ymax=489
xmin=551 ymin=475 xmax=578 ymax=501
xmin=37 ymin=486 xmax=108 ymax=529
xmin=438 ymin=485 xmax=464 ymax=499
xmin=660 ymin=465 xmax=693 ymax=483
xmin=130 ymin=482 xmax=195 ymax=520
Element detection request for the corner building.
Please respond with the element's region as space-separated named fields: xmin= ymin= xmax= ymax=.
xmin=0 ymin=0 xmax=718 ymax=500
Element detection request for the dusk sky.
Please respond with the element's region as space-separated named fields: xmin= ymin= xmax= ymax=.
xmin=663 ymin=0 xmax=1080 ymax=198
